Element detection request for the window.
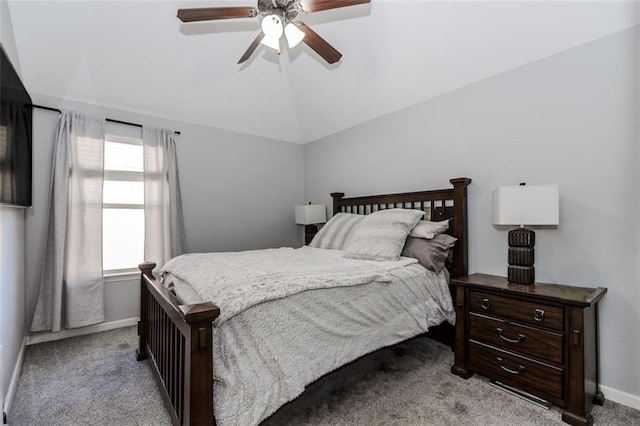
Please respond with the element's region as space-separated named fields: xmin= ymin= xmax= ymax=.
xmin=103 ymin=135 xmax=145 ymax=274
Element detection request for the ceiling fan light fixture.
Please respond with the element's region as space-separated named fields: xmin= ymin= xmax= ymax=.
xmin=284 ymin=23 xmax=305 ymax=48
xmin=260 ymin=34 xmax=281 ymax=52
xmin=260 ymin=13 xmax=284 ymax=52
xmin=261 ymin=14 xmax=283 ymax=38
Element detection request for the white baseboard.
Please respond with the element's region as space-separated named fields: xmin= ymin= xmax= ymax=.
xmin=600 ymin=384 xmax=640 ymax=411
xmin=3 ymin=336 xmax=27 ymax=419
xmin=27 ymin=318 xmax=138 ymax=346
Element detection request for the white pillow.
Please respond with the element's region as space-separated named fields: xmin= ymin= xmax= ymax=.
xmin=309 ymin=213 xmax=364 ymax=251
xmin=410 ymin=220 xmax=449 ymax=239
xmin=343 ymin=208 xmax=424 ymax=261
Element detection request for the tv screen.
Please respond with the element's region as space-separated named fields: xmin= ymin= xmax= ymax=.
xmin=0 ymin=43 xmax=33 ymax=208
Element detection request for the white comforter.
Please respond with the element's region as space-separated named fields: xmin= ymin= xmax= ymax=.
xmin=161 ymin=246 xmax=455 ymax=426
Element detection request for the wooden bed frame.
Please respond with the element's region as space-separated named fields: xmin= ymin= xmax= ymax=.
xmin=136 ymin=177 xmax=471 ymax=426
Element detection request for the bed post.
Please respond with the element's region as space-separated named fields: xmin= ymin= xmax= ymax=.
xmin=180 ymin=303 xmax=220 ymax=426
xmin=331 ymin=192 xmax=345 ymax=215
xmin=449 ymin=178 xmax=471 ymax=278
xmin=136 ymin=261 xmax=155 ymax=361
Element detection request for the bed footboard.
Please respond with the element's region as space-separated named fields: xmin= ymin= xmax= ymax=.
xmin=136 ymin=262 xmax=220 ymax=426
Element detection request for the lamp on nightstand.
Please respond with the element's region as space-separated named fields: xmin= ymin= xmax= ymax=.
xmin=295 ymin=203 xmax=326 ymax=245
xmin=492 ymin=183 xmax=559 ymax=284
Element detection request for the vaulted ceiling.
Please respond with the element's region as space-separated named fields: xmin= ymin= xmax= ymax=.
xmin=7 ymin=1 xmax=639 ymax=143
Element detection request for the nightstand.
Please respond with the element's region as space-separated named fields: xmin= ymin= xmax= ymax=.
xmin=451 ymin=273 xmax=607 ymax=426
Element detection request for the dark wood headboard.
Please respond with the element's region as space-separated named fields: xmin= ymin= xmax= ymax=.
xmin=330 ymin=177 xmax=471 ymax=279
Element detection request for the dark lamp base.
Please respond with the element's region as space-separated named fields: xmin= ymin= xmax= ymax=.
xmin=304 ymin=224 xmax=319 ymax=245
xmin=508 ymin=265 xmax=535 ymax=284
xmin=507 ymin=227 xmax=536 ymax=285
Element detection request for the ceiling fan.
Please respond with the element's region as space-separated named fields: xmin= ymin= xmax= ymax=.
xmin=177 ymin=0 xmax=371 ymax=65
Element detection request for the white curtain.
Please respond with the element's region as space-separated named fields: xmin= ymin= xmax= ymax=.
xmin=32 ymin=111 xmax=105 ymax=332
xmin=143 ymin=128 xmax=185 ymax=269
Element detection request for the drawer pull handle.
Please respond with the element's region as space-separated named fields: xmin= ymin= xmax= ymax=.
xmin=497 ymin=328 xmax=525 ymax=343
xmin=533 ymin=309 xmax=545 ymax=322
xmin=481 ymin=298 xmax=490 ymax=310
xmin=496 ymin=357 xmax=526 ymax=375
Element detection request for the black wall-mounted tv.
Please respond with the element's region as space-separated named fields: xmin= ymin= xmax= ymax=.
xmin=0 ymin=43 xmax=33 ymax=208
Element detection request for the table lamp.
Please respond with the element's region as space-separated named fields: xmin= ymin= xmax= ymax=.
xmin=295 ymin=203 xmax=326 ymax=245
xmin=492 ymin=183 xmax=559 ymax=284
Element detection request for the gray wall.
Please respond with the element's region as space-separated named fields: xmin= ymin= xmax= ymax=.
xmin=26 ymin=94 xmax=304 ymax=327
xmin=0 ymin=0 xmax=27 ymax=412
xmin=304 ymin=27 xmax=640 ymax=398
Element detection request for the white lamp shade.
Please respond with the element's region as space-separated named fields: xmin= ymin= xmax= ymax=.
xmin=260 ymin=35 xmax=281 ymax=52
xmin=261 ymin=14 xmax=283 ymax=38
xmin=492 ymin=184 xmax=559 ymax=226
xmin=260 ymin=14 xmax=283 ymax=52
xmin=295 ymin=204 xmax=327 ymax=225
xmin=284 ymin=23 xmax=305 ymax=48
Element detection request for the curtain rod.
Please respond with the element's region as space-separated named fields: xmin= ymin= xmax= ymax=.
xmin=30 ymin=104 xmax=181 ymax=135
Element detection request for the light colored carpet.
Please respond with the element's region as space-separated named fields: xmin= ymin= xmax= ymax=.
xmin=9 ymin=327 xmax=171 ymax=426
xmin=9 ymin=326 xmax=640 ymax=426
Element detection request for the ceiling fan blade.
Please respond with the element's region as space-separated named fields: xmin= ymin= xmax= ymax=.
xmin=300 ymin=0 xmax=371 ymax=13
xmin=238 ymin=32 xmax=265 ymax=64
xmin=296 ymin=23 xmax=342 ymax=64
xmin=177 ymin=7 xmax=258 ymax=22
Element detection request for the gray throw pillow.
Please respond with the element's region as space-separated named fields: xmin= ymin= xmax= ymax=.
xmin=401 ymin=234 xmax=457 ymax=272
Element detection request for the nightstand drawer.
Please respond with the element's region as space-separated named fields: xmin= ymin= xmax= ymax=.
xmin=469 ymin=313 xmax=564 ymax=364
xmin=469 ymin=341 xmax=564 ymax=399
xmin=469 ymin=290 xmax=563 ymax=331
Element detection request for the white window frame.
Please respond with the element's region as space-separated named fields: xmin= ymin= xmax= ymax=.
xmin=103 ymin=134 xmax=144 ymax=277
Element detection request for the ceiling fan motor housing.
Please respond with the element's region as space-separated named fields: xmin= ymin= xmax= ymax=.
xmin=258 ymin=0 xmax=300 ymax=21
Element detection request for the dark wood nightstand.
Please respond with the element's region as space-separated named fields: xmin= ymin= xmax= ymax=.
xmin=451 ymin=273 xmax=607 ymax=426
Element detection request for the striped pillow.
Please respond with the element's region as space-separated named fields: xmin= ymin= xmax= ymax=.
xmin=309 ymin=213 xmax=364 ymax=251
xmin=343 ymin=208 xmax=424 ymax=261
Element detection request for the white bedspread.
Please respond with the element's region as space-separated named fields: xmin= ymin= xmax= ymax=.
xmin=161 ymin=246 xmax=454 ymax=426
xmin=161 ymin=246 xmax=417 ymax=324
